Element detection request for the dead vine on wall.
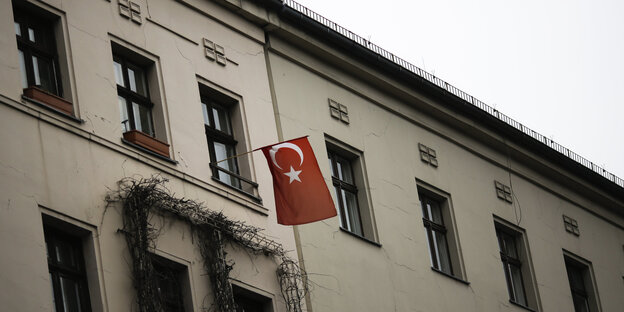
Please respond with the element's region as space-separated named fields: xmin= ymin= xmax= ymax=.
xmin=111 ymin=176 xmax=307 ymax=312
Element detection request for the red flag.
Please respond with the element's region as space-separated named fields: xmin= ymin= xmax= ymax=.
xmin=261 ymin=137 xmax=337 ymax=225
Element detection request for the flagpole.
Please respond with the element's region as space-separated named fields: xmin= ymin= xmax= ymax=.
xmin=211 ymin=135 xmax=310 ymax=165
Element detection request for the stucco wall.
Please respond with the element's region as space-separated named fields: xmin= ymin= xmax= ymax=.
xmin=0 ymin=0 xmax=298 ymax=311
xmin=265 ymin=33 xmax=624 ymax=311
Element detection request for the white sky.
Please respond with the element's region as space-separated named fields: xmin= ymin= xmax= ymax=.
xmin=294 ymin=0 xmax=624 ymax=180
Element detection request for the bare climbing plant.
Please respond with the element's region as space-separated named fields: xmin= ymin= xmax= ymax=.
xmin=109 ymin=175 xmax=308 ymax=312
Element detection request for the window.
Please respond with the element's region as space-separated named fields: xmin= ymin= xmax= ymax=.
xmin=564 ymin=253 xmax=600 ymax=312
xmin=45 ymin=226 xmax=92 ymax=312
xmin=111 ymin=41 xmax=170 ymax=158
xmin=13 ymin=1 xmax=74 ymax=115
xmin=326 ymin=139 xmax=377 ymax=241
xmin=494 ymin=220 xmax=539 ymax=309
xmin=198 ymin=82 xmax=258 ymax=198
xmin=114 ymin=54 xmax=154 ymax=137
xmin=496 ymin=227 xmax=527 ymax=306
xmin=233 ymin=284 xmax=273 ymax=312
xmin=201 ymin=92 xmax=240 ymax=189
xmin=420 ymin=193 xmax=453 ymax=274
xmin=328 ymin=150 xmax=363 ymax=236
xmin=152 ymin=255 xmax=188 ymax=312
xmin=14 ymin=5 xmax=61 ymax=96
xmin=417 ymin=184 xmax=465 ymax=281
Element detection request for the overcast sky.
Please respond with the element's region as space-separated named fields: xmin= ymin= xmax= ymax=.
xmin=294 ymin=0 xmax=624 ymax=180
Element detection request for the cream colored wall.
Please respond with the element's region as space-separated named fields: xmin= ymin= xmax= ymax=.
xmin=265 ymin=33 xmax=624 ymax=312
xmin=0 ymin=0 xmax=297 ymax=311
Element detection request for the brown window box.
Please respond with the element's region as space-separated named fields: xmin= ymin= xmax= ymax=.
xmin=123 ymin=130 xmax=170 ymax=158
xmin=23 ymin=86 xmax=74 ymax=116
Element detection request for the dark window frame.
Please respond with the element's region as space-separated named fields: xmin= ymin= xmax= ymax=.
xmin=45 ymin=226 xmax=92 ymax=312
xmin=152 ymin=255 xmax=187 ymax=312
xmin=420 ymin=193 xmax=454 ymax=275
xmin=201 ymin=94 xmax=242 ymax=189
xmin=564 ymin=255 xmax=596 ymax=312
xmin=328 ymin=150 xmax=364 ymax=236
xmin=233 ymin=284 xmax=273 ymax=312
xmin=496 ymin=226 xmax=529 ymax=306
xmin=114 ymin=54 xmax=155 ymax=137
xmin=14 ymin=5 xmax=62 ymax=96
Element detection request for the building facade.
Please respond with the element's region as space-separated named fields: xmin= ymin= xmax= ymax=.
xmin=1 ymin=0 xmax=623 ymax=312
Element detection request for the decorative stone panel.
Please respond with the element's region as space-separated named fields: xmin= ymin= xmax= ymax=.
xmin=418 ymin=143 xmax=438 ymax=167
xmin=494 ymin=180 xmax=513 ymax=203
xmin=563 ymin=215 xmax=580 ymax=236
xmin=328 ymin=99 xmax=349 ymax=124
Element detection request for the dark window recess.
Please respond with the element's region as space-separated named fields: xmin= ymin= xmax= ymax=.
xmin=45 ymin=227 xmax=92 ymax=312
xmin=113 ymin=54 xmax=154 ymax=137
xmin=565 ymin=258 xmax=593 ymax=312
xmin=420 ymin=193 xmax=453 ymax=275
xmin=496 ymin=227 xmax=528 ymax=306
xmin=328 ymin=151 xmax=363 ymax=236
xmin=152 ymin=256 xmax=186 ymax=312
xmin=14 ymin=7 xmax=62 ymax=96
xmin=233 ymin=285 xmax=272 ymax=312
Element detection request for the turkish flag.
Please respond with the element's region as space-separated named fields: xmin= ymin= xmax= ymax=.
xmin=261 ymin=137 xmax=337 ymax=225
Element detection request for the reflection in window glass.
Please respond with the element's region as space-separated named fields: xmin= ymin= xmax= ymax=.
xmin=113 ymin=61 xmax=124 ymax=87
xmin=201 ymin=102 xmax=210 ymax=126
xmin=28 ymin=27 xmax=35 ymax=42
xmin=15 ymin=22 xmax=21 ymax=36
xmin=119 ymin=96 xmax=129 ymax=132
xmin=18 ymin=50 xmax=28 ymax=88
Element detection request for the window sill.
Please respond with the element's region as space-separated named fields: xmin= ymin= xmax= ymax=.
xmin=121 ymin=138 xmax=177 ymax=164
xmin=339 ymin=227 xmax=381 ymax=247
xmin=211 ymin=177 xmax=263 ymax=204
xmin=123 ymin=130 xmax=170 ymax=158
xmin=509 ymin=300 xmax=536 ymax=312
xmin=21 ymin=94 xmax=83 ymax=124
xmin=430 ymin=267 xmax=470 ymax=285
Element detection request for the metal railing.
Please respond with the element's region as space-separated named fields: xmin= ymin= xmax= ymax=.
xmin=282 ymin=0 xmax=623 ymax=188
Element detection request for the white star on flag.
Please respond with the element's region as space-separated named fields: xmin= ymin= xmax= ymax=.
xmin=283 ymin=166 xmax=302 ymax=184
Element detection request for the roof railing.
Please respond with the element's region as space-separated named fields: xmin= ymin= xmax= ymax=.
xmin=282 ymin=0 xmax=623 ymax=188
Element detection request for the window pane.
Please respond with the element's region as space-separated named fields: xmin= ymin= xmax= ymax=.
xmin=342 ymin=190 xmax=362 ymax=236
xmin=113 ymin=61 xmax=124 ymax=87
xmin=509 ymin=264 xmax=526 ymax=305
xmin=433 ymin=230 xmax=452 ymax=274
xmin=127 ymin=65 xmax=148 ymax=97
xmin=212 ymin=107 xmax=231 ymax=134
xmin=201 ymin=102 xmax=210 ymax=126
xmin=333 ymin=185 xmax=342 ymax=223
xmin=566 ymin=264 xmax=586 ymax=291
xmin=503 ymin=234 xmax=518 ymax=258
xmin=32 ymin=55 xmax=41 ymax=86
xmin=18 ymin=49 xmax=28 ymax=88
xmin=572 ymin=293 xmax=590 ymax=312
xmin=54 ymin=241 xmax=77 ymax=268
xmin=59 ymin=276 xmax=82 ymax=312
xmin=337 ymin=158 xmax=353 ymax=184
xmin=132 ymin=102 xmax=153 ymax=136
xmin=118 ymin=97 xmax=129 ymax=132
xmin=28 ymin=27 xmax=35 ymax=42
xmin=424 ymin=228 xmax=435 ymax=267
xmin=33 ymin=55 xmax=57 ymax=94
xmin=214 ymin=142 xmax=240 ymax=188
xmin=15 ymin=22 xmax=21 ymax=36
xmin=50 ymin=273 xmax=57 ymax=312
